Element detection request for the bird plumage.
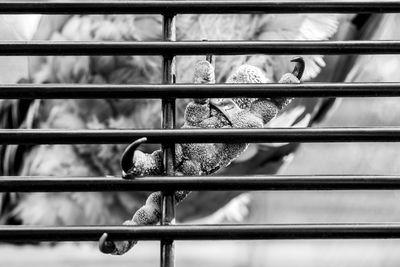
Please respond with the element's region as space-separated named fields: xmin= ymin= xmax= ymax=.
xmin=0 ymin=13 xmax=344 ymax=226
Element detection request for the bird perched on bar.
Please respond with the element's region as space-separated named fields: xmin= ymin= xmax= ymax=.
xmin=0 ymin=13 xmax=347 ymax=233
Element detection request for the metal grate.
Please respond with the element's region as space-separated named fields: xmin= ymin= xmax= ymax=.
xmin=1 ymin=1 xmax=400 ymax=267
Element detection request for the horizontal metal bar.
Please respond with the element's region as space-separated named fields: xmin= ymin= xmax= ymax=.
xmin=1 ymin=128 xmax=400 ymax=144
xmin=1 ymin=41 xmax=400 ymax=55
xmin=2 ymin=175 xmax=400 ymax=192
xmin=0 ymin=1 xmax=398 ymax=14
xmin=3 ymin=83 xmax=400 ymax=99
xmin=2 ymin=224 xmax=400 ymax=242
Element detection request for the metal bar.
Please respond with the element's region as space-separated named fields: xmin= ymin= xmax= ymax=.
xmin=0 ymin=1 xmax=399 ymax=14
xmin=2 ymin=224 xmax=400 ymax=242
xmin=2 ymin=41 xmax=400 ymax=55
xmin=4 ymin=175 xmax=400 ymax=192
xmin=3 ymin=128 xmax=400 ymax=144
xmin=3 ymin=83 xmax=400 ymax=99
xmin=161 ymin=13 xmax=176 ymax=267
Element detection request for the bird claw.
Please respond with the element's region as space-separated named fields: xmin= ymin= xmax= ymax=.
xmin=99 ymin=137 xmax=148 ymax=255
xmin=99 ymin=233 xmax=117 ymax=254
xmin=98 ymin=232 xmax=138 ymax=255
xmin=290 ymin=56 xmax=305 ymax=80
xmin=120 ymin=137 xmax=147 ymax=179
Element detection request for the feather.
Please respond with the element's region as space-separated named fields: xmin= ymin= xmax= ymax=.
xmin=177 ymin=13 xmax=340 ymax=82
xmin=346 ymin=14 xmax=400 ymax=83
xmin=3 ymin=13 xmax=345 ymax=226
xmin=0 ymin=15 xmax=40 ymax=223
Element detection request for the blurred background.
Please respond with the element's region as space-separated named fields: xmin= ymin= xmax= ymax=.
xmin=1 ymin=10 xmax=400 ymax=267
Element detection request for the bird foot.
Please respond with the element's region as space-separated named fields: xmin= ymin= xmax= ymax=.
xmin=99 ymin=221 xmax=138 ymax=255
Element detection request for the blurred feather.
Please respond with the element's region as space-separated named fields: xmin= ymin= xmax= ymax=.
xmin=345 ymin=14 xmax=400 ymax=83
xmin=0 ymin=13 xmax=348 ymax=226
xmin=0 ymin=15 xmax=40 ymax=224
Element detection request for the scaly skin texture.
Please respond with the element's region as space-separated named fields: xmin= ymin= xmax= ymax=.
xmin=101 ymin=59 xmax=301 ymax=255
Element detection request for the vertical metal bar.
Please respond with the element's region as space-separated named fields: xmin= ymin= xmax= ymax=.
xmin=161 ymin=13 xmax=176 ymax=267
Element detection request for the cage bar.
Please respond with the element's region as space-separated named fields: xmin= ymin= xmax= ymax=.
xmin=2 ymin=224 xmax=400 ymax=242
xmin=0 ymin=0 xmax=399 ymax=265
xmin=0 ymin=1 xmax=399 ymax=14
xmin=2 ymin=128 xmax=400 ymax=144
xmin=2 ymin=175 xmax=400 ymax=192
xmin=161 ymin=13 xmax=177 ymax=267
xmin=1 ymin=41 xmax=400 ymax=55
xmin=2 ymin=83 xmax=400 ymax=99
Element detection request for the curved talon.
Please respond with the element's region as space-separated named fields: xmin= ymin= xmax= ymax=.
xmin=202 ymin=39 xmax=213 ymax=64
xmin=206 ymin=54 xmax=213 ymax=64
xmin=99 ymin=233 xmax=116 ymax=254
xmin=291 ymin=56 xmax=305 ymax=80
xmin=121 ymin=137 xmax=147 ymax=179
